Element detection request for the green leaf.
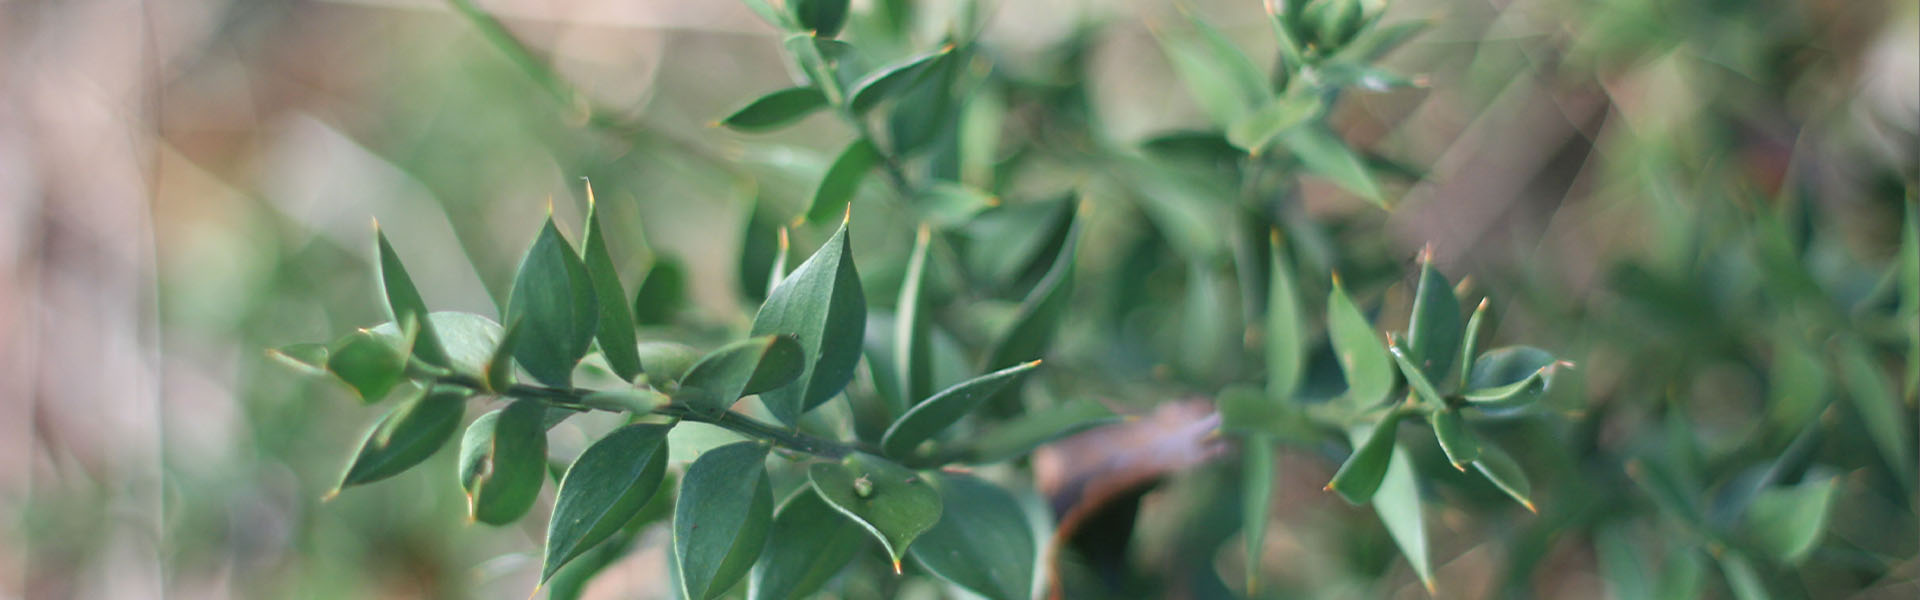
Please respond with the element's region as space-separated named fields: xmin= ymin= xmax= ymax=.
xmin=676 ymin=443 xmax=774 ymax=600
xmin=374 ymin=225 xmax=447 ymax=367
xmin=751 ymin=222 xmax=866 ymax=425
xmin=1743 ymin=477 xmax=1837 ymax=564
xmin=1278 ymin=125 xmax=1383 ymax=207
xmin=1219 ymin=383 xmax=1288 ymax=435
xmin=1429 ymin=409 xmax=1480 ymax=469
xmin=1718 ymin=553 xmax=1770 ymax=600
xmin=739 ymin=0 xmax=798 ymax=31
xmin=1837 ymin=338 xmax=1912 ymax=486
xmin=720 ymin=87 xmax=829 ymax=132
xmin=545 ymin=472 xmax=678 ymax=600
xmin=637 ymin=341 xmax=701 ymax=386
xmin=1405 ymin=254 xmax=1462 ymax=384
xmin=881 ymin=360 xmax=1043 ymax=459
xmin=807 ymin=454 xmax=943 ymax=568
xmin=1457 ymin=298 xmax=1489 ymax=389
xmin=1388 ymin=339 xmax=1447 ymax=412
xmin=909 ymin=473 xmax=1036 ymax=600
xmin=948 ymin=400 xmax=1119 ymax=464
xmin=1228 ymin=93 xmax=1323 ymax=153
xmin=1472 ymin=439 xmax=1534 ymax=512
xmin=749 ymin=486 xmax=867 ymax=600
xmin=333 ymin=387 xmax=466 ymax=493
xmin=582 ymin=191 xmax=642 ymax=381
xmin=806 ymin=140 xmax=881 ymax=225
xmin=896 ymin=225 xmax=936 ymax=405
xmin=1464 ymin=346 xmax=1558 ymax=410
xmin=326 ymin=328 xmax=409 ymax=403
xmin=507 ymin=218 xmax=599 ymax=387
xmin=740 ymin=202 xmax=783 ymax=303
xmin=633 ymin=254 xmax=689 ymax=326
xmin=1326 ymin=414 xmax=1401 ymax=505
xmin=1327 ymin=276 xmax=1393 ymax=412
xmin=1766 ymin=329 xmax=1828 ymax=439
xmin=1901 ymin=204 xmax=1919 ymax=402
xmin=1332 ymin=17 xmax=1430 ymax=62
xmin=791 ymin=0 xmax=849 ymax=37
xmin=914 ymin=183 xmax=997 ymax=228
xmin=1242 ymin=433 xmax=1275 ymax=595
xmin=267 ymin=343 xmax=330 ymax=377
xmin=544 ymin=423 xmax=673 ymax=581
xmin=849 ymin=48 xmax=953 ymax=115
xmin=1374 ymin=442 xmax=1432 ymax=589
xmin=1267 ymin=232 xmax=1306 ymax=402
xmin=982 ymin=217 xmax=1079 ymax=411
xmin=485 ymin=319 xmax=524 ymax=392
xmin=676 ymin=335 xmax=806 ymax=417
xmin=458 ymin=400 xmax=547 ymax=525
xmin=1158 ymin=19 xmax=1266 ymax=128
xmin=369 ymin=311 xmax=504 ymax=379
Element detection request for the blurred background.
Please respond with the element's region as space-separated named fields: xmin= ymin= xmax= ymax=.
xmin=1 ymin=0 xmax=1915 ymax=598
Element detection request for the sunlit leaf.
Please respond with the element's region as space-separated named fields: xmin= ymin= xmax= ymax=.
xmin=896 ymin=225 xmax=935 ymax=404
xmin=1228 ymin=93 xmax=1322 ymax=153
xmin=326 ymin=328 xmax=409 ymax=403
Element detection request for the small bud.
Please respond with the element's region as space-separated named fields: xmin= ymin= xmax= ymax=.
xmin=853 ymin=474 xmax=875 ymax=498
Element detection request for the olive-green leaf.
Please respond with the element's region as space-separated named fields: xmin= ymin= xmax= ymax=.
xmin=634 ymin=254 xmax=689 ymax=326
xmin=1406 ymin=256 xmax=1462 ymax=383
xmin=1429 ymin=408 xmax=1480 ymax=469
xmin=750 ymin=221 xmax=866 ymax=425
xmin=676 ymin=443 xmax=774 ymax=600
xmin=1327 ymin=276 xmax=1393 ymax=411
xmin=334 ymin=387 xmax=466 ymax=493
xmin=909 ymin=473 xmax=1036 ymax=600
xmin=949 ymin=400 xmax=1119 ymax=465
xmin=1228 ymin=93 xmax=1322 ymax=153
xmin=458 ymin=400 xmax=547 ymax=525
xmin=749 ymin=486 xmax=867 ymax=600
xmin=1374 ymin=442 xmax=1432 ymax=588
xmin=326 ymin=328 xmax=409 ymax=403
xmin=1266 ymin=232 xmax=1305 ymax=402
xmin=1278 ymin=125 xmax=1383 ymax=207
xmin=807 ymin=454 xmax=943 ymax=567
xmin=1837 ymin=339 xmax=1912 ymax=486
xmin=1743 ymin=477 xmax=1837 ymax=564
xmin=896 ymin=225 xmax=936 ymax=404
xmin=637 ymin=341 xmax=701 ymax=386
xmin=881 ymin=360 xmax=1042 ymax=459
xmin=676 ymin=335 xmax=806 ymax=417
xmin=1326 ymin=414 xmax=1400 ymax=505
xmin=508 ymin=218 xmax=599 ymax=387
xmin=1473 ymin=439 xmax=1534 ymax=512
xmin=369 ymin=311 xmax=504 ymax=380
xmin=375 ymin=225 xmax=447 ymax=366
xmin=806 ymin=139 xmax=881 ymax=225
xmin=791 ymin=0 xmax=849 ymax=37
xmin=544 ymin=423 xmax=672 ymax=581
xmin=849 ymin=48 xmax=953 ymax=115
xmin=720 ymin=87 xmax=829 ymax=132
xmin=582 ymin=192 xmax=642 ymax=381
xmin=1242 ymin=433 xmax=1275 ymax=595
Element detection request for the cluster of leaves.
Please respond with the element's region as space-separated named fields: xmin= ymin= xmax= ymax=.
xmin=273 ymin=0 xmax=1920 ymax=597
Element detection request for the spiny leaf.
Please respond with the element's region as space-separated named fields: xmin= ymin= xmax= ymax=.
xmin=1374 ymin=442 xmax=1432 ymax=589
xmin=1267 ymin=232 xmax=1305 ymax=402
xmin=908 ymin=473 xmax=1037 ymax=600
xmin=806 ymin=139 xmax=881 ymax=225
xmin=1837 ymin=339 xmax=1912 ymax=487
xmin=896 ymin=225 xmax=936 ymax=404
xmin=948 ymin=400 xmax=1120 ymax=464
xmin=1473 ymin=439 xmax=1533 ymax=511
xmin=507 ymin=218 xmax=599 ymax=387
xmin=720 ymin=87 xmax=829 ymax=132
xmin=1228 ymin=93 xmax=1322 ymax=153
xmin=369 ymin=311 xmax=504 ymax=380
xmin=849 ymin=47 xmax=954 ymax=115
xmin=807 ymin=454 xmax=942 ymax=568
xmin=1458 ymin=298 xmax=1489 ymax=388
xmin=326 ymin=327 xmax=409 ymax=403
xmin=374 ymin=225 xmax=447 ymax=366
xmin=1242 ymin=433 xmax=1276 ymax=595
xmin=750 ymin=221 xmax=866 ymax=425
xmin=749 ymin=486 xmax=867 ymax=600
xmin=881 ymin=360 xmax=1042 ymax=459
xmin=458 ymin=400 xmax=547 ymax=525
xmin=1326 ymin=414 xmax=1401 ymax=504
xmin=1406 ymin=252 xmax=1462 ymax=384
xmin=1327 ymin=276 xmax=1393 ymax=412
xmin=334 ymin=387 xmax=466 ymax=493
xmin=543 ymin=424 xmax=672 ymax=581
xmin=1388 ymin=338 xmax=1447 ymax=412
xmin=636 ymin=341 xmax=701 ymax=386
xmin=675 ymin=335 xmax=806 ymax=417
xmin=633 ymin=254 xmax=688 ymax=326
xmin=1429 ymin=408 xmax=1480 ymax=469
xmin=791 ymin=0 xmax=849 ymax=37
xmin=675 ymin=443 xmax=774 ymax=600
xmin=1743 ymin=477 xmax=1837 ymax=564
xmin=582 ymin=188 xmax=642 ymax=381
xmin=1278 ymin=125 xmax=1384 ymax=207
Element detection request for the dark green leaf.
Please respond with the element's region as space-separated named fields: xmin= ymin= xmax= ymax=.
xmin=1327 ymin=276 xmax=1393 ymax=412
xmin=1242 ymin=433 xmax=1275 ymax=595
xmin=914 ymin=183 xmax=997 ymax=228
xmin=807 ymin=454 xmax=943 ymax=567
xmin=1457 ymin=298 xmax=1489 ymax=389
xmin=896 ymin=225 xmax=936 ymax=404
xmin=458 ymin=400 xmax=547 ymax=525
xmin=374 ymin=225 xmax=447 ymax=366
xmin=948 ymin=400 xmax=1119 ymax=464
xmin=485 ymin=319 xmax=524 ymax=392
xmin=1718 ymin=553 xmax=1770 ymax=600
xmin=791 ymin=0 xmax=849 ymax=37
xmin=544 ymin=423 xmax=672 ymax=581
xmin=1837 ymin=338 xmax=1912 ymax=486
xmin=740 ymin=202 xmax=783 ymax=303
xmin=333 ymin=387 xmax=466 ymax=493
xmin=749 ymin=486 xmax=867 ymax=600
xmin=676 ymin=443 xmax=774 ymax=600
xmin=1406 ymin=255 xmax=1462 ymax=383
xmin=1429 ymin=409 xmax=1479 ymax=469
xmin=582 ymin=190 xmax=642 ymax=381
xmin=1388 ymin=339 xmax=1447 ymax=412
xmin=1228 ymin=93 xmax=1322 ymax=153
xmin=326 ymin=328 xmax=409 ymax=403
xmin=1472 ymin=439 xmax=1534 ymax=512
xmin=806 ymin=140 xmax=881 ymax=225
xmin=676 ymin=335 xmax=806 ymax=417
xmin=544 ymin=472 xmax=678 ymax=600
xmin=633 ymin=254 xmax=688 ymax=326
xmin=1158 ymin=19 xmax=1266 ymax=128
xmin=909 ymin=473 xmax=1036 ymax=600
xmin=1374 ymin=442 xmax=1432 ymax=589
xmin=750 ymin=221 xmax=867 ymax=425
xmin=1278 ymin=125 xmax=1383 ymax=207
xmin=1743 ymin=477 xmax=1837 ymax=564
xmin=849 ymin=48 xmax=953 ymax=115
xmin=720 ymin=87 xmax=829 ymax=132
xmin=507 ymin=218 xmax=599 ymax=387
xmin=1267 ymin=232 xmax=1305 ymax=401
xmin=982 ymin=216 xmax=1079 ymax=412
xmin=1326 ymin=414 xmax=1400 ymax=504
xmin=637 ymin=341 xmax=701 ymax=386
xmin=369 ymin=311 xmax=504 ymax=379
xmin=881 ymin=360 xmax=1042 ymax=459
xmin=1464 ymin=346 xmax=1558 ymax=410
xmin=1901 ymin=204 xmax=1919 ymax=401
xmin=739 ymin=0 xmax=798 ymax=31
